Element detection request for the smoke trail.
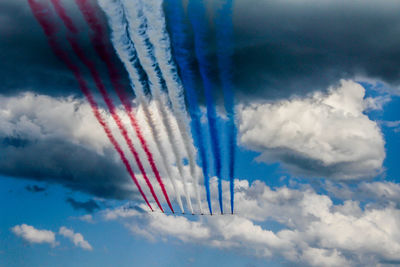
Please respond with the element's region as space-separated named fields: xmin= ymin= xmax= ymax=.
xmin=164 ymin=0 xmax=212 ymax=215
xmin=120 ymin=0 xmax=194 ymax=214
xmin=27 ymin=0 xmax=153 ymax=211
xmin=97 ymin=0 xmax=185 ymax=213
xmin=140 ymin=0 xmax=203 ymax=214
xmin=188 ymin=0 xmax=224 ymax=214
xmin=49 ymin=0 xmax=166 ymax=213
xmin=72 ymin=0 xmax=174 ymax=213
xmin=215 ymin=0 xmax=236 ymax=214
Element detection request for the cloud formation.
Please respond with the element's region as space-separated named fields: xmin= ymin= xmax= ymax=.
xmin=100 ymin=179 xmax=400 ymax=266
xmin=0 ymin=92 xmax=137 ymax=200
xmin=66 ymin=198 xmax=100 ymax=213
xmin=0 ymin=0 xmax=130 ymax=98
xmin=0 ymin=80 xmax=386 ymax=203
xmin=11 ymin=224 xmax=93 ymax=251
xmin=238 ymin=80 xmax=385 ymax=179
xmin=25 ymin=184 xmax=46 ymax=193
xmin=0 ymin=92 xmax=209 ymax=203
xmin=230 ymin=0 xmax=400 ymax=100
xmin=2 ymin=0 xmax=400 ymax=101
xmin=325 ymin=180 xmax=400 ymax=205
xmin=59 ymin=227 xmax=92 ymax=251
xmin=382 ymin=120 xmax=400 ymax=133
xmin=11 ymin=224 xmax=57 ymax=247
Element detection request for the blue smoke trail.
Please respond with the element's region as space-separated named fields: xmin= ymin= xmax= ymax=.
xmin=187 ymin=0 xmax=223 ymax=214
xmin=215 ymin=0 xmax=236 ymax=214
xmin=164 ymin=0 xmax=213 ymax=215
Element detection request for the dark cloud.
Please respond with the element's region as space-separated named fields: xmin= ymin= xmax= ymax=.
xmin=0 ymin=0 xmax=76 ymax=96
xmin=165 ymin=0 xmax=400 ymax=101
xmin=25 ymin=184 xmax=47 ymax=193
xmin=2 ymin=0 xmax=400 ymax=102
xmin=0 ymin=137 xmax=137 ymax=200
xmin=3 ymin=0 xmax=400 ymax=102
xmin=230 ymin=0 xmax=400 ymax=100
xmin=0 ymin=0 xmax=131 ymax=100
xmin=66 ymin=197 xmax=100 ymax=213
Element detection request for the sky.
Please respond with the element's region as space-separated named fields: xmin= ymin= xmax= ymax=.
xmin=1 ymin=0 xmax=400 ymax=266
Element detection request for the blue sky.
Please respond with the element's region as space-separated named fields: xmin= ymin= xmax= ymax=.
xmin=0 ymin=156 xmax=285 ymax=267
xmin=1 ymin=0 xmax=400 ymax=266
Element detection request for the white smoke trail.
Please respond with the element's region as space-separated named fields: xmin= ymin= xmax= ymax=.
xmin=139 ymin=0 xmax=203 ymax=214
xmin=120 ymin=0 xmax=194 ymax=214
xmin=97 ymin=0 xmax=184 ymax=213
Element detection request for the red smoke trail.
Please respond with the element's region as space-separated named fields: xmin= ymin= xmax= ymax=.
xmin=73 ymin=0 xmax=174 ymax=213
xmin=49 ymin=0 xmax=166 ymax=212
xmin=27 ymin=0 xmax=153 ymax=211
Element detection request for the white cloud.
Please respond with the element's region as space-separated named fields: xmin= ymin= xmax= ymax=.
xmin=11 ymin=224 xmax=57 ymax=247
xmin=325 ymin=180 xmax=400 ymax=212
xmin=59 ymin=227 xmax=92 ymax=251
xmin=381 ymin=120 xmax=400 ymax=133
xmin=0 ymin=92 xmax=109 ymax=152
xmin=300 ymin=247 xmax=350 ymax=267
xmin=102 ymin=206 xmax=210 ymax=242
xmin=77 ymin=214 xmax=94 ymax=223
xmin=11 ymin=224 xmax=92 ymax=251
xmin=0 ymin=92 xmax=191 ymax=200
xmin=101 ymin=179 xmax=400 ymax=266
xmin=238 ymin=80 xmax=385 ymax=179
xmin=137 ymin=213 xmax=210 ymax=242
xmin=358 ymin=181 xmax=400 ymax=201
xmin=383 ymin=120 xmax=400 ymax=128
xmin=102 ymin=205 xmax=143 ymax=221
xmin=364 ymin=95 xmax=391 ymax=111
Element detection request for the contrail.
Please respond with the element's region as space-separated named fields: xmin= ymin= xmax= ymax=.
xmin=97 ymin=0 xmax=185 ymax=213
xmin=139 ymin=0 xmax=203 ymax=214
xmin=49 ymin=0 xmax=166 ymax=213
xmin=73 ymin=0 xmax=175 ymax=213
xmin=188 ymin=0 xmax=224 ymax=214
xmin=164 ymin=0 xmax=212 ymax=215
xmin=215 ymin=0 xmax=236 ymax=214
xmin=27 ymin=0 xmax=153 ymax=211
xmin=120 ymin=0 xmax=194 ymax=214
